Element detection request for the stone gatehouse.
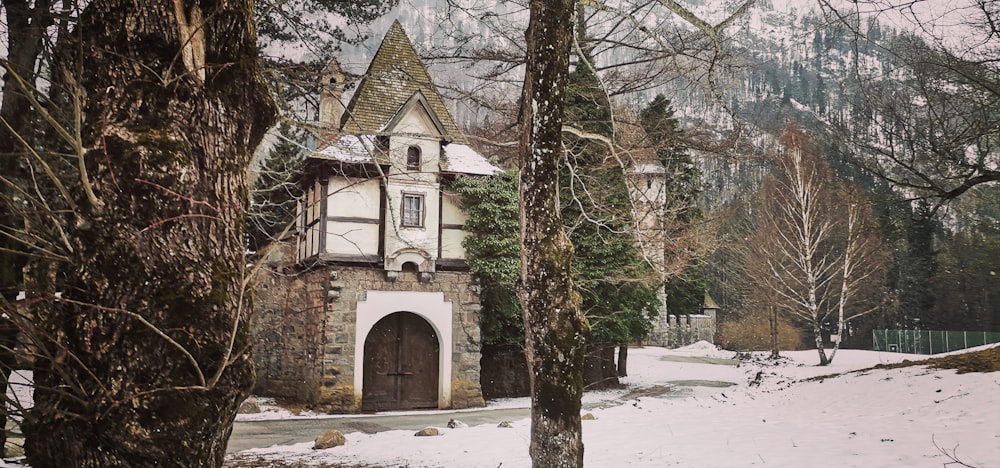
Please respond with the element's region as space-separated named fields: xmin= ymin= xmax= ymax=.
xmin=251 ymin=21 xmax=493 ymax=412
xmin=253 ymin=245 xmax=484 ymax=412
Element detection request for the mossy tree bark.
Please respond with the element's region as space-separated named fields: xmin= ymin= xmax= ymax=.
xmin=20 ymin=1 xmax=276 ymax=466
xmin=519 ymin=1 xmax=590 ymax=467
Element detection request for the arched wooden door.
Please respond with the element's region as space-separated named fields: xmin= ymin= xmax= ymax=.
xmin=362 ymin=312 xmax=440 ymax=411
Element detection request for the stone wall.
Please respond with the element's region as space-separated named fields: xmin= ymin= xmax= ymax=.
xmin=251 ymin=254 xmax=327 ymax=404
xmin=251 ymin=242 xmax=485 ymax=412
xmin=480 ymin=344 xmax=530 ymax=399
xmin=648 ymin=311 xmax=717 ymax=348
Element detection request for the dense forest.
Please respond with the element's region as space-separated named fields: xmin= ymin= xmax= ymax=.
xmin=302 ymin=0 xmax=999 ymax=348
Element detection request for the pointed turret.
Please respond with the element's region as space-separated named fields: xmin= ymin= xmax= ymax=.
xmin=340 ymin=20 xmax=466 ymax=144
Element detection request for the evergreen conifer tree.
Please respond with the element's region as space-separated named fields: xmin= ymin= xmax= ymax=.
xmin=248 ymin=124 xmax=304 ymax=254
xmin=564 ymin=15 xmax=658 ymax=382
xmin=639 ymin=94 xmax=707 ymax=319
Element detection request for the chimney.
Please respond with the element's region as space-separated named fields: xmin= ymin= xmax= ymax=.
xmin=318 ymin=58 xmax=345 ymax=146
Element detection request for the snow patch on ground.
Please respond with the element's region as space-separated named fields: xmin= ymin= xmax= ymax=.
xmin=235 ymin=344 xmax=1000 ymax=467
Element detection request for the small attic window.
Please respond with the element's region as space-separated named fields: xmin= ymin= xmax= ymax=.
xmin=376 ymin=135 xmax=389 ymax=152
xmin=406 ymin=146 xmax=421 ymax=171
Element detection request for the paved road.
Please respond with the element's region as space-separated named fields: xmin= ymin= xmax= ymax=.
xmin=227 ymin=406 xmax=530 ymax=453
xmin=228 ymin=356 xmax=738 ymax=454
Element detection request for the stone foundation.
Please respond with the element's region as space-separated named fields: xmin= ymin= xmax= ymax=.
xmin=251 ymin=242 xmax=484 ymax=412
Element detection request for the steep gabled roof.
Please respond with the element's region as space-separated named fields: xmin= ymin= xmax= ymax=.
xmin=340 ymin=20 xmax=467 ymax=144
xmin=384 ymin=91 xmax=447 ymax=137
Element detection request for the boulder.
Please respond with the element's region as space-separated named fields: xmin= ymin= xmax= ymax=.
xmin=238 ymin=399 xmax=261 ymax=414
xmin=414 ymin=427 xmax=440 ymax=437
xmin=313 ymin=429 xmax=347 ymax=450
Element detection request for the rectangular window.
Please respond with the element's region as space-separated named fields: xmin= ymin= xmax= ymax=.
xmin=402 ymin=193 xmax=424 ymax=227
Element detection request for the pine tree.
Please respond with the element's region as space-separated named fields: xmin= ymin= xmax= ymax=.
xmin=248 ymin=124 xmax=304 ymax=254
xmin=564 ymin=13 xmax=659 ymax=382
xmin=639 ymin=94 xmax=707 ymax=321
xmin=639 ymin=94 xmax=702 ymax=222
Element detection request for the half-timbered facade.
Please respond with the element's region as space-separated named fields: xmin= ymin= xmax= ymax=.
xmin=253 ymin=21 xmax=496 ymax=412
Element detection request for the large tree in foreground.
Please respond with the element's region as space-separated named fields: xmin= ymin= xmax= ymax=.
xmin=519 ymin=1 xmax=590 ymax=466
xmin=15 ymin=1 xmax=276 ymax=465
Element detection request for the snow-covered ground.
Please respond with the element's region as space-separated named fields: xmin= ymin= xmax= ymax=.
xmin=236 ymin=342 xmax=1000 ymax=467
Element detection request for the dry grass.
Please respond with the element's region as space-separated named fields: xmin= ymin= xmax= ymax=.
xmin=270 ymin=397 xmax=311 ymax=416
xmin=805 ymin=345 xmax=1000 ymax=384
xmin=717 ymin=310 xmax=804 ymax=351
xmin=882 ymin=345 xmax=1000 ymax=374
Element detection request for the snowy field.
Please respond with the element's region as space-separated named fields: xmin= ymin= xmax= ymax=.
xmin=234 ymin=342 xmax=1000 ymax=467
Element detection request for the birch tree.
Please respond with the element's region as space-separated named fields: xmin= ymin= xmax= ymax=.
xmin=828 ymin=186 xmax=886 ymax=363
xmin=519 ymin=1 xmax=590 ymax=466
xmin=754 ymin=125 xmax=887 ymax=365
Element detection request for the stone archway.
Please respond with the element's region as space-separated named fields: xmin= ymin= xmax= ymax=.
xmin=355 ymin=291 xmax=454 ymax=409
xmin=361 ymin=312 xmax=440 ymax=411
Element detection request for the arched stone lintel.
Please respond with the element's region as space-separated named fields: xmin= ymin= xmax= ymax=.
xmin=384 ymin=248 xmax=436 ymax=274
xmin=354 ymin=291 xmax=453 ymax=408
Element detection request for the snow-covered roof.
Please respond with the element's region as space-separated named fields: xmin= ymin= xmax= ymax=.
xmin=312 ymin=135 xmax=500 ymax=176
xmin=314 ymin=135 xmax=378 ymax=164
xmin=443 ymin=143 xmax=501 ymax=175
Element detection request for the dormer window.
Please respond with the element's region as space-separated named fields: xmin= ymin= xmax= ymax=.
xmin=406 ymin=146 xmax=421 ymax=171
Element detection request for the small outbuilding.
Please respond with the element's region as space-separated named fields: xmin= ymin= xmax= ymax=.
xmin=252 ymin=21 xmax=496 ymax=412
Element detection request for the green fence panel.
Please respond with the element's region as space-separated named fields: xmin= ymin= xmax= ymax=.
xmin=873 ymin=329 xmax=1000 ymax=355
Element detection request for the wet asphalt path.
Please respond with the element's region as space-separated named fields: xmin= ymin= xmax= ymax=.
xmin=227 ymin=354 xmax=739 ymax=453
xmin=227 ymin=406 xmax=530 ymax=453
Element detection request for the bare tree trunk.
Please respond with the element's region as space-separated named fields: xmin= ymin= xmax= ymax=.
xmin=0 ymin=0 xmax=57 ymax=456
xmin=814 ymin=322 xmax=829 ymax=366
xmin=21 ymin=1 xmax=276 ymax=466
xmin=519 ymin=1 xmax=590 ymax=467
xmin=829 ymin=201 xmax=875 ymax=365
xmin=769 ymin=305 xmax=780 ymax=359
xmin=617 ymin=344 xmax=628 ymax=377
